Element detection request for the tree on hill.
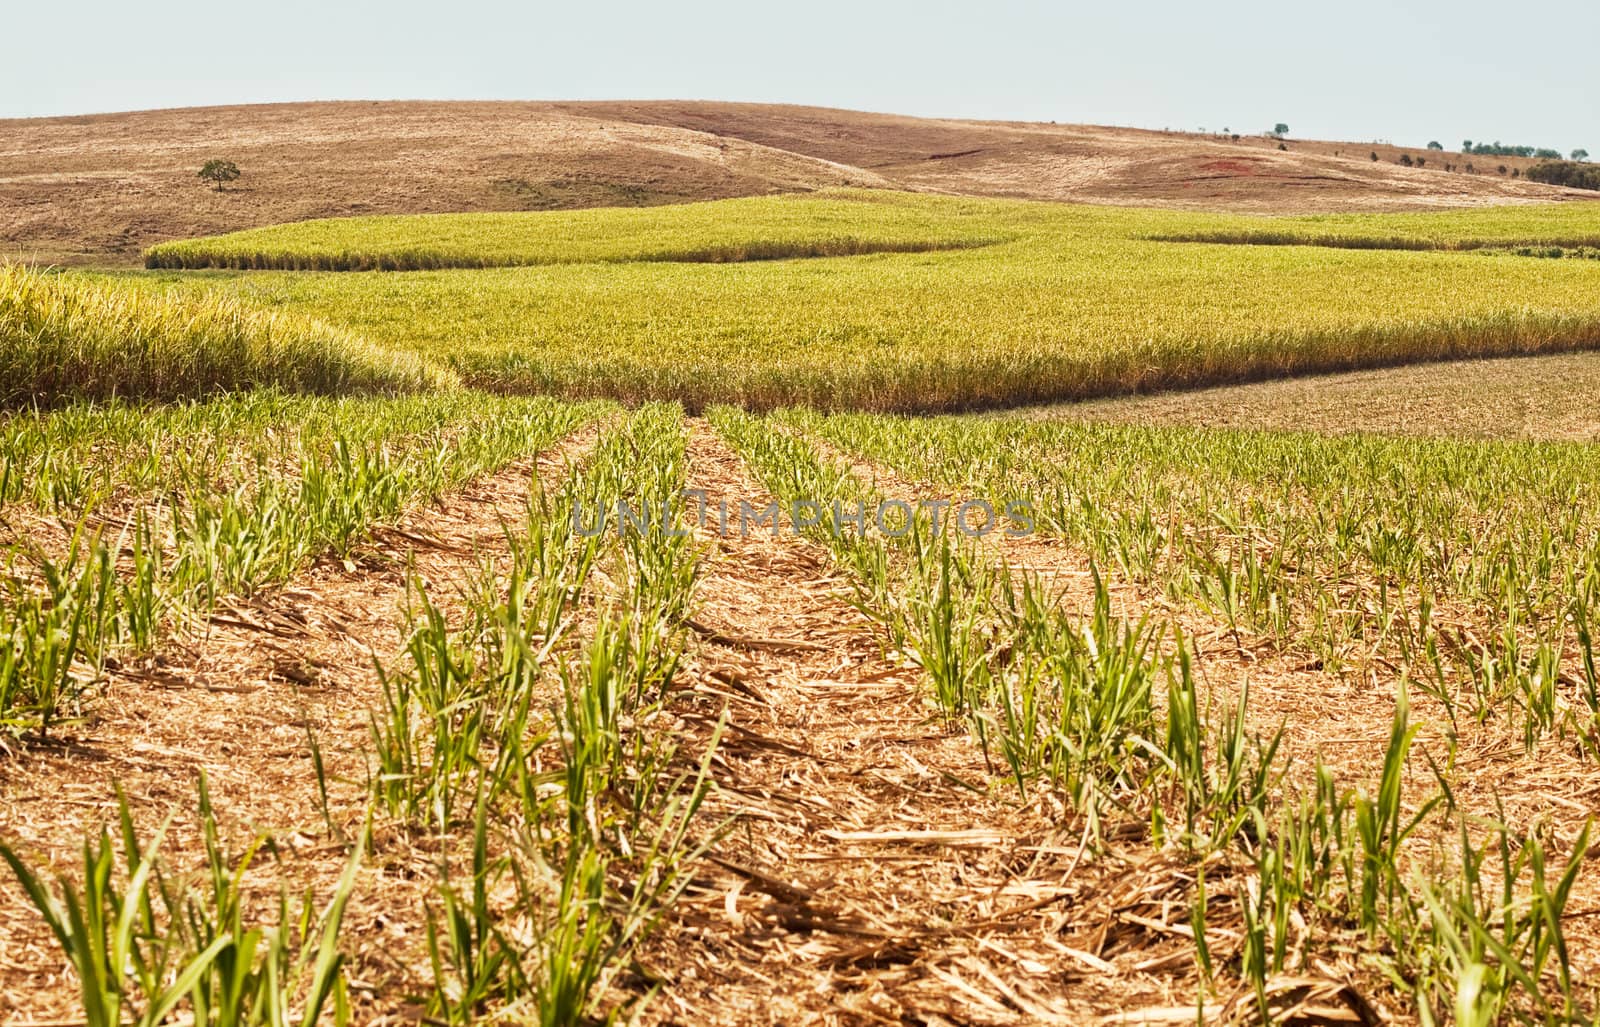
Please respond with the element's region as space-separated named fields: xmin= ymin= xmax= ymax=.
xmin=1575 ymin=149 xmax=1590 ymax=162
xmin=198 ymin=159 xmax=241 ymax=192
xmin=1526 ymin=161 xmax=1600 ymax=191
xmin=1427 ymin=141 xmax=1444 ymax=150
xmin=1271 ymin=122 xmax=1290 ymax=138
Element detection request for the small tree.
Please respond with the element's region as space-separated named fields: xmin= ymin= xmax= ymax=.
xmin=1426 ymin=140 xmax=1444 ymax=150
xmin=1272 ymin=122 xmax=1290 ymax=138
xmin=1574 ymin=149 xmax=1590 ymax=162
xmin=1463 ymin=139 xmax=1473 ymax=152
xmin=198 ymin=159 xmax=241 ymax=192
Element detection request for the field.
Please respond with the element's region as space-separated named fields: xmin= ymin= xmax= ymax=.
xmin=122 ymin=190 xmax=1600 ymax=411
xmin=1030 ymin=352 xmax=1600 ymax=442
xmin=5 ymin=174 xmax=1600 ymax=1024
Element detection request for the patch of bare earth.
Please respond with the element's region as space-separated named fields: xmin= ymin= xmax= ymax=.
xmin=0 ymin=425 xmax=599 ymax=1024
xmin=568 ymin=101 xmax=1596 ymax=214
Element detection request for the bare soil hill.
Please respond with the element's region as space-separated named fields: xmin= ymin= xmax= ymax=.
xmin=3 ymin=99 xmax=1593 ymax=264
xmin=567 ymin=100 xmax=1588 ymax=212
xmin=0 ymin=102 xmax=887 ymax=264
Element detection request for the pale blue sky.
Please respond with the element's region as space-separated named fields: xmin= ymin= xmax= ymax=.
xmin=5 ymin=0 xmax=1596 ymax=153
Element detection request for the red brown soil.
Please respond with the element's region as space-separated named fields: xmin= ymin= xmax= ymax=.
xmin=5 ymin=100 xmax=1594 ymax=266
xmin=1198 ymin=158 xmax=1264 ymax=176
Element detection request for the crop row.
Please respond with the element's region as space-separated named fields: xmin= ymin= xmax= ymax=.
xmin=789 ymin=409 xmax=1600 ymax=754
xmin=365 ymin=403 xmax=711 ymax=1021
xmin=0 ymin=393 xmax=603 ymax=739
xmin=2 ymin=404 xmax=718 ymax=1023
xmin=709 ymin=406 xmax=1597 ymax=1022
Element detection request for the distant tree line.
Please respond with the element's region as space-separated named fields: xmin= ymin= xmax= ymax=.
xmin=1526 ymin=161 xmax=1600 ymax=191
xmin=1460 ymin=139 xmax=1564 ymax=159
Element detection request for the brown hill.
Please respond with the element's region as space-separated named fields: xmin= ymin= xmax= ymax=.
xmin=558 ymin=100 xmax=1585 ymax=212
xmin=2 ymin=99 xmax=1593 ymax=265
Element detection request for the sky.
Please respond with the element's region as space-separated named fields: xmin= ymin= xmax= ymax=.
xmin=4 ymin=0 xmax=1596 ymax=154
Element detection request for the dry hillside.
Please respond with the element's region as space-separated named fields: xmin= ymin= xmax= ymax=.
xmin=2 ymin=99 xmax=1593 ymax=264
xmin=566 ymin=100 xmax=1585 ymax=211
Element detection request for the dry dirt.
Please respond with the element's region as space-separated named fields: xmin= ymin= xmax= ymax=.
xmin=571 ymin=101 xmax=1588 ymax=213
xmin=4 ymin=100 xmax=1593 ymax=265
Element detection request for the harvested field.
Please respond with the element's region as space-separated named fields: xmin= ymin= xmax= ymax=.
xmin=1027 ymin=351 xmax=1600 ymax=442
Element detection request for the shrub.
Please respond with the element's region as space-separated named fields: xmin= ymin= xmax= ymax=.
xmin=1427 ymin=141 xmax=1444 ymax=150
xmin=1525 ymin=161 xmax=1600 ymax=191
xmin=1460 ymin=140 xmax=1563 ymax=158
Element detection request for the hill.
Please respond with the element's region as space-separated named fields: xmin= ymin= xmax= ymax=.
xmin=2 ymin=99 xmax=1593 ymax=264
